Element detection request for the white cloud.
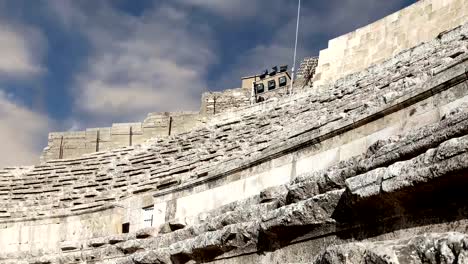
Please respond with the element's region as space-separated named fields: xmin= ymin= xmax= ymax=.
xmin=174 ymin=0 xmax=294 ymax=22
xmin=174 ymin=0 xmax=261 ymax=18
xmin=45 ymin=0 xmax=414 ymax=126
xmin=0 ymin=91 xmax=51 ymax=167
xmin=47 ymin=2 xmax=216 ymax=125
xmin=0 ymin=23 xmax=46 ymax=77
xmin=0 ymin=14 xmax=50 ymax=167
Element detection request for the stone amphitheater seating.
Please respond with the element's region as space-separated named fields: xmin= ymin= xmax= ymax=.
xmin=1 ymin=21 xmax=468 ymax=264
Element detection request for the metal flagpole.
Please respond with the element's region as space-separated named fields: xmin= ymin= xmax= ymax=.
xmin=290 ymin=0 xmax=301 ymax=96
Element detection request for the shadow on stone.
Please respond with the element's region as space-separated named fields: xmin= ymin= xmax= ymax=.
xmin=333 ymin=169 xmax=468 ymax=240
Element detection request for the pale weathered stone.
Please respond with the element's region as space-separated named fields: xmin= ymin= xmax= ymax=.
xmin=132 ymin=250 xmax=171 ymax=264
xmin=59 ymin=241 xmax=81 ymax=251
xmin=313 ymin=232 xmax=468 ymax=264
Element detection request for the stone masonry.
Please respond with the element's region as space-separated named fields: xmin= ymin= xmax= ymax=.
xmin=41 ymin=112 xmax=208 ymax=162
xmin=312 ymin=0 xmax=468 ymax=87
xmin=295 ymin=56 xmax=319 ymax=88
xmin=1 ymin=0 xmax=468 ymax=263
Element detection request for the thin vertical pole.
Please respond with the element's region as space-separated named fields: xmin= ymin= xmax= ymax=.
xmin=59 ymin=136 xmax=64 ymax=159
xmin=290 ymin=0 xmax=301 ymax=96
xmin=96 ymin=130 xmax=100 ymax=152
xmin=129 ymin=126 xmax=133 ymax=146
xmin=168 ymin=116 xmax=173 ymax=136
xmin=253 ymin=75 xmax=257 ymax=104
xmin=213 ymin=97 xmax=216 ymax=115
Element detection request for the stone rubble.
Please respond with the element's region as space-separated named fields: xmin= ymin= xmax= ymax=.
xmin=313 ymin=232 xmax=468 ymax=264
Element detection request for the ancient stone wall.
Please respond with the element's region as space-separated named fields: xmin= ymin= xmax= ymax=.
xmin=0 ymin=206 xmax=124 ymax=259
xmin=0 ymin=21 xmax=467 ymax=263
xmin=295 ymin=56 xmax=319 ymax=88
xmin=312 ymin=0 xmax=468 ymax=88
xmin=254 ymin=86 xmax=289 ymax=103
xmin=200 ymin=88 xmax=251 ymax=115
xmin=41 ymin=112 xmax=206 ymax=162
xmin=42 ymin=89 xmax=255 ymax=162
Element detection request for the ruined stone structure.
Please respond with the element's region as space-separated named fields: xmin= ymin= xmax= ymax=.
xmin=295 ymin=57 xmax=319 ymax=88
xmin=1 ymin=0 xmax=468 ymax=263
xmin=241 ymin=68 xmax=292 ymax=104
xmin=41 ymin=112 xmax=207 ymax=162
xmin=240 ymin=67 xmax=290 ymax=90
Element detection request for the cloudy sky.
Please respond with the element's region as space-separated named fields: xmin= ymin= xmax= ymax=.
xmin=0 ymin=0 xmax=416 ymax=167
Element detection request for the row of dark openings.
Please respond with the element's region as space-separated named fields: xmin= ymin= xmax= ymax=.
xmin=259 ymin=65 xmax=288 ymax=79
xmin=255 ymin=76 xmax=288 ymax=93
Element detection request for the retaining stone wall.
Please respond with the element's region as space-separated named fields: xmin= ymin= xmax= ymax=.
xmin=312 ymin=0 xmax=468 ymax=87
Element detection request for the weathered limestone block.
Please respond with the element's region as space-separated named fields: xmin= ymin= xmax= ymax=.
xmin=169 ymin=221 xmax=259 ymax=263
xmin=28 ymin=256 xmax=58 ymax=264
xmin=58 ymin=251 xmax=83 ymax=263
xmin=59 ymin=240 xmax=81 ymax=251
xmin=135 ymin=227 xmax=158 ymax=239
xmin=88 ymin=237 xmax=108 ymax=247
xmin=82 ymin=245 xmax=124 ymax=262
xmin=115 ymin=256 xmax=134 ymax=264
xmin=359 ymin=111 xmax=468 ymax=174
xmin=117 ymin=240 xmax=144 ymax=254
xmin=132 ymin=250 xmax=171 ymax=264
xmin=313 ymin=232 xmax=468 ymax=264
xmin=287 ymin=166 xmax=352 ymax=204
xmin=168 ymin=218 xmax=186 ymax=231
xmin=262 ymin=190 xmax=343 ymax=229
xmin=288 ymin=109 xmax=468 ymax=204
xmin=286 ymin=177 xmax=320 ymax=204
xmin=346 ymin=134 xmax=468 ymax=201
xmin=259 ymin=184 xmax=288 ymax=204
xmin=259 ymin=190 xmax=343 ymax=250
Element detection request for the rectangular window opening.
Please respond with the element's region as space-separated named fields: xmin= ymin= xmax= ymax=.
xmin=255 ymin=83 xmax=265 ymax=93
xmin=268 ymin=80 xmax=276 ymax=90
xmin=122 ymin=222 xmax=130 ymax=233
xmin=143 ymin=206 xmax=154 ymax=228
xmin=279 ymin=76 xmax=287 ymax=87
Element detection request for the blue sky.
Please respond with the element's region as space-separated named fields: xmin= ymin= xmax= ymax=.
xmin=0 ymin=0 xmax=415 ymax=167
